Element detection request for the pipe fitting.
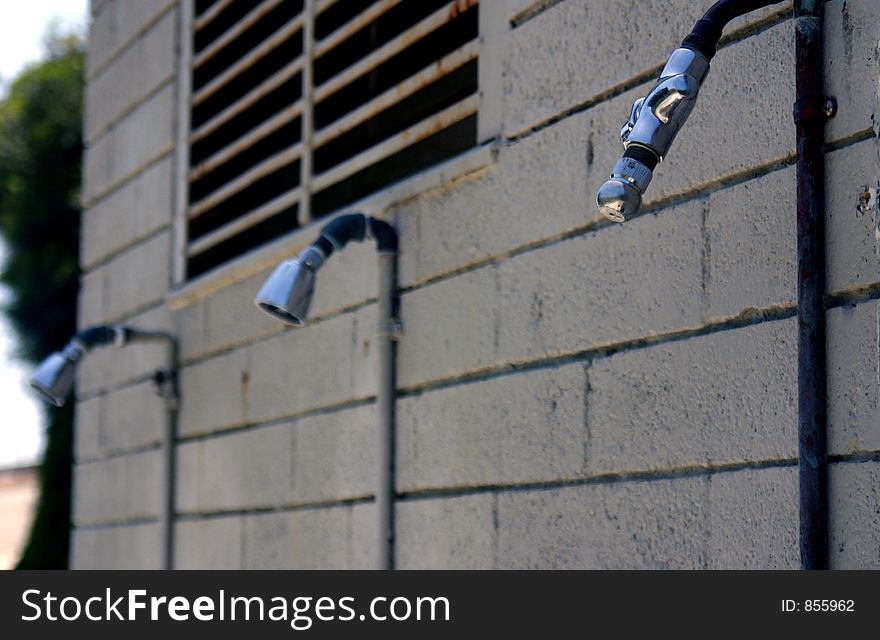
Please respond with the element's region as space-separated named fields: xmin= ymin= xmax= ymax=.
xmin=597 ymin=47 xmax=710 ymax=222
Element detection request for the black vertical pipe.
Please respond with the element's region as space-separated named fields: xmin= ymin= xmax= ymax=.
xmin=794 ymin=0 xmax=828 ymax=570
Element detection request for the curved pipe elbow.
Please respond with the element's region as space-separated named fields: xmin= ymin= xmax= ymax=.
xmin=312 ymin=212 xmax=398 ymax=258
xmin=315 ymin=213 xmax=368 ymax=257
xmin=72 ymin=325 xmax=127 ymax=350
xmin=368 ymin=217 xmax=399 ymax=253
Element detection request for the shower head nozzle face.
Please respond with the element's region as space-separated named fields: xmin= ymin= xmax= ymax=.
xmin=254 ymin=259 xmax=316 ymax=327
xmin=596 ymin=156 xmax=653 ymax=223
xmin=597 ymin=178 xmax=642 ymax=223
xmin=29 ymin=351 xmax=78 ymax=407
xmin=256 ymin=302 xmax=307 ymax=327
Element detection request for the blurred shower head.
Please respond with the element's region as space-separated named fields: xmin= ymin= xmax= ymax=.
xmin=29 ymin=343 xmax=84 ymax=407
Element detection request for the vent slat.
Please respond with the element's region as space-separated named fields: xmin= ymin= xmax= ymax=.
xmin=314 ymin=0 xmax=343 ymax=16
xmin=191 ymin=60 xmax=303 ymax=145
xmin=313 ymin=40 xmax=478 ymax=149
xmin=192 ymin=14 xmax=305 ymax=107
xmin=188 ymin=188 xmax=303 ymax=257
xmin=190 ymin=101 xmax=303 ymax=182
xmin=193 ymin=0 xmax=288 ymax=68
xmin=194 ymin=0 xmax=236 ymax=31
xmin=312 ymin=94 xmax=479 ymax=193
xmin=189 ymin=144 xmax=303 ymax=219
xmin=314 ymin=0 xmax=404 ymax=58
xmin=314 ymin=0 xmax=476 ymax=103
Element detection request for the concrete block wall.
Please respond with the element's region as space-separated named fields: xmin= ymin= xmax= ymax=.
xmin=72 ymin=0 xmax=178 ymax=569
xmin=72 ymin=0 xmax=880 ymax=569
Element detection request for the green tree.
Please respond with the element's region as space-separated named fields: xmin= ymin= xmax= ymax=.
xmin=0 ymin=31 xmax=84 ymax=568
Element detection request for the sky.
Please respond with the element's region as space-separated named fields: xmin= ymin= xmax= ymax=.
xmin=0 ymin=0 xmax=88 ymax=468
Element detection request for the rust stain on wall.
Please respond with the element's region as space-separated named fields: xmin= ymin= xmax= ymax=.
xmin=240 ymin=369 xmax=250 ymax=424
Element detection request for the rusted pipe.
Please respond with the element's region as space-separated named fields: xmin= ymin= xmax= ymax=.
xmin=794 ymin=0 xmax=829 ymax=570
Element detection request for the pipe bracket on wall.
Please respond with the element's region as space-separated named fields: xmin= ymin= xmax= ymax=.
xmin=793 ymin=96 xmax=837 ymax=124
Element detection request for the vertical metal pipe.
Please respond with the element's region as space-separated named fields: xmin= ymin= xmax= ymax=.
xmin=794 ymin=0 xmax=828 ymax=570
xmin=132 ymin=331 xmax=179 ymax=570
xmin=376 ymin=251 xmax=398 ymax=570
xmin=160 ymin=340 xmax=179 ymax=570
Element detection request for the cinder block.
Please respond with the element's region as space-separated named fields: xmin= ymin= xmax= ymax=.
xmin=102 ymin=380 xmax=165 ymax=453
xmin=396 ymin=494 xmax=495 ymax=569
xmin=73 ymin=449 xmax=162 ymax=525
xmin=126 ymin=449 xmax=163 ymax=521
xmin=351 ymin=302 xmax=379 ymax=401
xmin=825 ymin=139 xmax=880 ymax=295
xmin=824 ymin=0 xmax=880 ymax=144
xmin=71 ymin=522 xmax=162 ymax=569
xmin=707 ymin=466 xmax=798 ymax=569
xmin=247 ymin=305 xmax=376 ymax=424
xmin=397 ymin=109 xmax=601 ymax=288
xmin=196 ymin=423 xmax=293 ymax=512
xmin=87 ymin=0 xmax=177 ymax=78
xmin=81 ymin=232 xmax=170 ymax=332
xmin=174 ymin=517 xmax=243 ymax=569
xmin=497 ymin=200 xmax=704 ymax=363
xmin=70 ymin=527 xmax=93 ymax=569
xmin=179 ymin=348 xmax=250 ymax=437
xmin=196 ymin=269 xmax=282 ymax=361
xmin=73 ymin=456 xmax=127 ymax=525
xmin=349 ymin=503 xmax=378 ymax=570
xmin=706 ymin=166 xmax=797 ymax=319
xmin=587 ymin=318 xmax=797 ymax=475
xmin=398 ymin=266 xmax=498 ymax=388
xmin=175 ymin=441 xmax=201 ymax=513
xmin=75 ymin=396 xmax=103 ymax=462
xmin=81 ymin=156 xmax=174 ymax=269
xmin=77 ymin=304 xmax=173 ymax=396
xmin=103 ymin=231 xmax=171 ymax=320
xmin=827 ymin=302 xmax=880 ymax=456
xmin=398 ymin=364 xmax=585 ymax=492
xmin=291 ymin=404 xmax=376 ymax=505
xmin=496 ymin=477 xmax=708 ymax=569
xmin=241 ymin=512 xmax=295 ymax=569
xmin=829 ymin=461 xmax=880 ymax=569
xmin=175 ymin=296 xmax=211 ymax=363
xmin=240 ymin=507 xmax=354 ymax=569
xmin=78 ymin=268 xmax=106 ymax=328
xmin=288 ymin=507 xmax=351 ymax=569
xmin=84 ymin=82 xmax=175 ymax=203
xmin=85 ymin=7 xmax=177 ymax=143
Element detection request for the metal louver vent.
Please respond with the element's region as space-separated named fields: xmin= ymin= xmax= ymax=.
xmin=186 ymin=0 xmax=481 ymax=279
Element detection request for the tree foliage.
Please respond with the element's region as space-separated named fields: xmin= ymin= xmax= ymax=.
xmin=0 ymin=31 xmax=85 ymax=568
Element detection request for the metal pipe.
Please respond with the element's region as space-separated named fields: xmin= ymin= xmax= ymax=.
xmin=794 ymin=0 xmax=829 ymax=570
xmin=138 ymin=332 xmax=180 ymax=572
xmin=87 ymin=329 xmax=180 ymax=570
xmin=255 ymin=213 xmax=400 ymax=569
xmin=28 ymin=325 xmax=180 ymax=569
xmin=376 ymin=251 xmax=398 ymax=570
